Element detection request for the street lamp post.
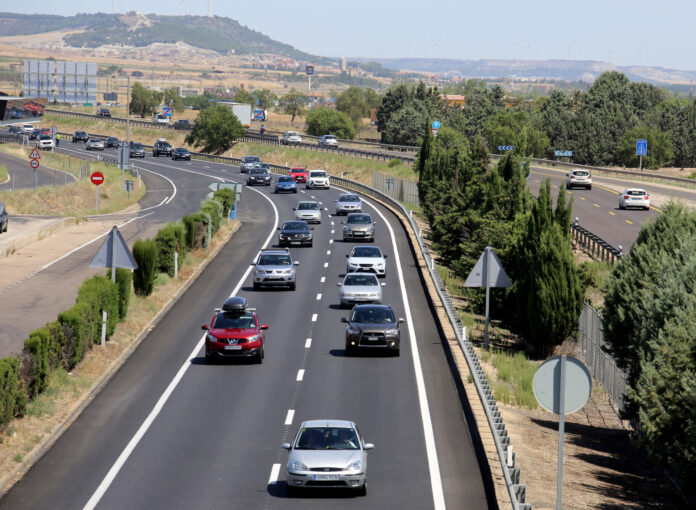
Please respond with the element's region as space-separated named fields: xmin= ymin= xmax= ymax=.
xmin=126 ymin=74 xmax=131 ymax=146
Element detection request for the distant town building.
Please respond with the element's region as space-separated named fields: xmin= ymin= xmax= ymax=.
xmin=440 ymin=94 xmax=466 ymax=107
xmin=339 ymin=57 xmax=347 ymax=72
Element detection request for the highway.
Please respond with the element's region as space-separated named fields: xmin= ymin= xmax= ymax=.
xmin=0 ymin=151 xmax=76 ymax=191
xmin=0 ymin=142 xmax=493 ymax=509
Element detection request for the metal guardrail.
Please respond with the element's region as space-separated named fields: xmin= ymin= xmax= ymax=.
xmin=372 ymin=170 xmax=420 ymax=207
xmin=570 ymin=223 xmax=623 ymax=263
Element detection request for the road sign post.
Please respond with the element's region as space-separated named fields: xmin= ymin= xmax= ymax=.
xmin=305 ymin=65 xmax=314 ymax=91
xmin=533 ymin=356 xmax=592 ymax=510
xmin=464 ymin=246 xmax=512 ymax=350
xmin=91 ymin=171 xmax=104 ymax=213
xmin=636 ymin=139 xmax=647 ymax=172
xmin=29 ymin=148 xmax=41 ymax=192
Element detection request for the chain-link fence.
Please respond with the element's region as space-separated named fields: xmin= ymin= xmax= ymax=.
xmin=577 ymin=303 xmax=628 ymax=416
xmin=371 ymin=170 xmax=420 ymax=208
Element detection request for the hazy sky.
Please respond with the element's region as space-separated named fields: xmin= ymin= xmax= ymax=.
xmin=6 ymin=1 xmax=696 ymax=69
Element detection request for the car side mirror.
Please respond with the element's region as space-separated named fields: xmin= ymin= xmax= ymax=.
xmin=292 ymin=208 xmax=296 ymax=210
xmin=260 ymin=324 xmax=269 ymax=330
xmin=250 ymin=262 xmax=256 ymax=266
xmin=294 ymin=261 xmax=300 ymax=266
xmin=281 ymin=443 xmax=291 ymax=450
xmin=345 ymin=254 xmax=349 ymax=258
xmin=336 ymin=282 xmax=342 ymax=286
xmin=364 ymin=443 xmax=375 ymax=450
xmin=310 ymin=227 xmax=314 ymax=230
xmin=398 ymin=318 xmax=405 ymax=323
xmin=277 ymin=227 xmax=280 ymax=230
xmin=340 ymin=317 xmax=348 ymax=323
xmin=201 ymin=325 xmax=209 ymax=330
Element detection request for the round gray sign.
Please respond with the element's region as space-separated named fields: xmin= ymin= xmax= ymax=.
xmin=533 ymin=356 xmax=592 ymax=415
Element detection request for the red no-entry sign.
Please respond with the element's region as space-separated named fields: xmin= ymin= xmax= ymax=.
xmin=91 ymin=171 xmax=104 ymax=186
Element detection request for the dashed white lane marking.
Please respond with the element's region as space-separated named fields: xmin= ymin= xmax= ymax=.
xmin=326 ymin=250 xmax=331 ymax=255
xmin=316 ymin=293 xmax=322 ymax=300
xmin=310 ymin=195 xmax=315 ymax=199
xmin=323 ymin=262 xmax=329 ymax=268
xmin=311 ymin=313 xmax=318 ymax=322
xmin=204 ymin=165 xmax=210 ymax=168
xmin=305 ymin=338 xmax=312 ymax=348
xmin=268 ymin=464 xmax=281 ymax=485
xmin=331 ymin=230 xmax=335 ymax=234
xmin=320 ymin=276 xmax=326 ymax=283
xmin=329 ymin=239 xmax=334 ymax=244
xmin=318 ymin=201 xmax=323 ymax=205
xmin=296 ymin=369 xmax=305 ymax=382
xmin=331 ymin=221 xmax=335 ymax=225
xmin=285 ymin=409 xmax=295 ymax=425
xmin=300 ymin=190 xmax=305 ymax=194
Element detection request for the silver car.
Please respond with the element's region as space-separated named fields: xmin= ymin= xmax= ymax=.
xmin=337 ymin=273 xmax=384 ymax=308
xmin=241 ymin=155 xmax=260 ymax=173
xmin=566 ymin=170 xmax=592 ymax=190
xmin=335 ymin=193 xmax=362 ymax=215
xmin=86 ymin=138 xmax=104 ymax=151
xmin=306 ymin=169 xmax=330 ymax=190
xmin=251 ymin=249 xmax=299 ymax=291
xmin=294 ymin=201 xmax=322 ymax=224
xmin=342 ymin=213 xmax=376 ymax=242
xmin=281 ymin=131 xmax=302 ymax=145
xmin=346 ymin=245 xmax=387 ymax=277
xmin=318 ymin=134 xmax=339 ymax=147
xmin=282 ymin=419 xmax=373 ymax=496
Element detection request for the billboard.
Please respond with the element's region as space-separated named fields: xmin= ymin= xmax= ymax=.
xmin=0 ymin=97 xmax=46 ymax=126
xmin=23 ymin=59 xmax=97 ymax=103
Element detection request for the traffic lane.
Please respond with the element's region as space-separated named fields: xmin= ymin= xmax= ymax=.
xmin=527 ymin=170 xmax=659 ymax=251
xmin=86 ymin=187 xmax=338 ymax=508
xmin=0 ymin=152 xmax=75 ymax=190
xmin=0 ymin=177 xmax=278 ymax=509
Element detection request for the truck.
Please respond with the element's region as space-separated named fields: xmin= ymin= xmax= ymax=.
xmin=217 ymin=101 xmax=251 ymax=128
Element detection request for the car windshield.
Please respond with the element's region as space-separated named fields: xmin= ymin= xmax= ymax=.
xmin=573 ymin=171 xmax=589 ymax=176
xmin=39 ymin=135 xmax=51 ymax=140
xmin=278 ymin=176 xmax=294 ymax=183
xmin=297 ymin=202 xmax=319 ymax=210
xmin=258 ymin=254 xmax=292 ymax=266
xmin=287 ymin=132 xmax=299 ymax=137
xmin=259 ymin=163 xmax=270 ymax=169
xmin=351 ymin=307 xmax=396 ymax=324
xmin=132 ymin=143 xmax=142 ymax=149
xmin=344 ymin=274 xmax=378 ymax=286
xmin=291 ymin=168 xmax=306 ymax=172
xmin=347 ymin=215 xmax=372 ymax=224
xmin=294 ymin=427 xmax=359 ymax=450
xmin=324 ymin=136 xmax=336 ymax=140
xmin=212 ymin=312 xmax=256 ymax=329
xmin=626 ymin=190 xmax=646 ymax=196
xmin=339 ymin=195 xmax=360 ymax=202
xmin=243 ymin=156 xmax=260 ymax=163
xmin=88 ymin=139 xmax=100 ymax=143
xmin=176 ymin=148 xmax=188 ymax=153
xmin=282 ymin=221 xmax=308 ymax=231
xmin=352 ymin=247 xmax=382 ymax=258
xmin=309 ymin=171 xmax=327 ymax=178
xmin=107 ymin=137 xmax=117 ymax=141
xmin=250 ymin=169 xmax=268 ymax=175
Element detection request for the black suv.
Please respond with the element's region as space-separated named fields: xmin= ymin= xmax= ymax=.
xmin=341 ymin=304 xmax=403 ymax=356
xmin=277 ymin=221 xmax=313 ymax=247
xmin=173 ymin=119 xmax=191 ymax=130
xmin=105 ymin=136 xmax=120 ymax=148
xmin=153 ymin=140 xmax=172 ymax=157
xmin=97 ymin=108 xmax=111 ymax=117
xmin=73 ymin=131 xmax=89 ymax=143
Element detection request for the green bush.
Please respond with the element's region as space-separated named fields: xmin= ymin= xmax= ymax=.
xmin=182 ymin=215 xmax=195 ymax=250
xmin=191 ymin=212 xmax=212 ymax=248
xmin=200 ymin=199 xmax=223 ymax=234
xmin=77 ymin=276 xmax=120 ymax=338
xmin=306 ymin=107 xmax=355 ymax=139
xmin=133 ymin=239 xmax=158 ymax=296
xmin=58 ymin=303 xmax=90 ymax=369
xmin=22 ymin=327 xmax=55 ymax=397
xmin=108 ymin=268 xmax=132 ymax=319
xmin=0 ymin=357 xmax=25 ymax=426
xmin=213 ymin=188 xmax=236 ymax=217
xmin=155 ymin=226 xmax=178 ymax=277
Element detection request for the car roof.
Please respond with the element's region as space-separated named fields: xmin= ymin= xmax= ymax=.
xmin=339 ymin=193 xmax=359 ymax=198
xmin=298 ymin=200 xmax=319 ymax=205
xmin=260 ymin=248 xmax=291 ymax=255
xmin=352 ymin=303 xmax=392 ymax=311
xmin=300 ymin=419 xmax=355 ymax=429
xmin=347 ymin=212 xmax=371 ymax=218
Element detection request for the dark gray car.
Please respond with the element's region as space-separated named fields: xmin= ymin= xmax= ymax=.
xmin=342 ymin=213 xmax=376 ymax=242
xmin=341 ymin=304 xmax=403 ymax=355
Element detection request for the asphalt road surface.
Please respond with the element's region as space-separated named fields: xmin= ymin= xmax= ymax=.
xmin=0 ymin=143 xmax=493 ymax=509
xmin=0 ymin=151 xmax=76 ymax=191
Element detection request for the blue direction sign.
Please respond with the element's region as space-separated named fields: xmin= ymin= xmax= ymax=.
xmin=554 ymin=150 xmax=573 ymax=157
xmin=305 ymin=65 xmax=314 ymax=76
xmin=162 ymin=107 xmax=172 ymax=117
xmin=636 ymin=139 xmax=647 ymax=156
xmin=432 ymin=121 xmax=441 ymax=130
xmin=498 ymin=145 xmax=514 ymax=151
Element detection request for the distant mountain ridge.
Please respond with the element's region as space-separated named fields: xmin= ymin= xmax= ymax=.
xmin=0 ymin=11 xmax=325 ymax=62
xmin=360 ymin=58 xmax=696 ymax=85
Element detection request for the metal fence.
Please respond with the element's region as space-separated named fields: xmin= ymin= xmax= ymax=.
xmin=577 ymin=303 xmax=627 ymax=416
xmin=372 ymin=170 xmax=420 ymax=207
xmin=570 ymin=223 xmax=623 ymax=263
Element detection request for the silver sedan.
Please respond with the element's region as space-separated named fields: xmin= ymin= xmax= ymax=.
xmin=294 ymin=201 xmax=322 ymax=223
xmin=282 ymin=419 xmax=373 ymax=496
xmin=337 ymin=272 xmax=384 ymax=308
xmin=86 ymin=138 xmax=105 ymax=151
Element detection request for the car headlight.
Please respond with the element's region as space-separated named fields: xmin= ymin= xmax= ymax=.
xmin=385 ymin=328 xmax=399 ymax=336
xmin=279 ymin=234 xmax=286 ymax=239
xmin=282 ymin=269 xmax=293 ymax=275
xmin=369 ymin=293 xmax=379 ymax=298
xmin=347 ymin=327 xmax=361 ymax=335
xmin=290 ymin=460 xmax=308 ymax=471
xmin=347 ymin=460 xmax=362 ymax=471
xmin=206 ymin=333 xmax=218 ymax=343
xmin=367 ymin=227 xmax=375 ymax=232
xmin=344 ymin=226 xmax=350 ymax=232
xmin=348 ymin=261 xmax=359 ymax=267
xmin=247 ymin=333 xmax=260 ymax=343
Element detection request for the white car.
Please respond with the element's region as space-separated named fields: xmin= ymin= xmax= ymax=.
xmin=346 ymin=245 xmax=387 ymax=277
xmin=335 ymin=193 xmax=362 ymax=215
xmin=306 ymin=169 xmax=330 ymax=189
xmin=281 ymin=131 xmax=302 ymax=145
xmin=619 ymin=188 xmax=650 ymax=210
xmin=318 ymin=134 xmax=338 ymax=147
xmin=153 ymin=114 xmax=170 ymax=124
xmin=337 ymin=272 xmax=384 ymax=308
xmin=22 ymin=123 xmax=34 ymax=134
xmin=37 ymin=134 xmax=55 ymax=149
xmin=294 ymin=201 xmax=322 ymax=223
xmin=566 ymin=170 xmax=592 ymax=190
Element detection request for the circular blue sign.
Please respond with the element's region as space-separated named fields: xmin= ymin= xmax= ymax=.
xmin=432 ymin=121 xmax=441 ymax=129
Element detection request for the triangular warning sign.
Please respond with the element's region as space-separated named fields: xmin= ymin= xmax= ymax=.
xmin=464 ymin=246 xmax=512 ymax=288
xmin=29 ymin=148 xmax=40 ymax=160
xmin=90 ymin=226 xmax=138 ymax=270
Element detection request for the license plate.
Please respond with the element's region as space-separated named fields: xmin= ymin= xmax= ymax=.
xmin=367 ymin=336 xmax=379 ymax=341
xmin=314 ymin=474 xmax=340 ymax=481
xmin=291 ymin=241 xmax=302 ymax=245
xmin=224 ymin=345 xmax=242 ymax=350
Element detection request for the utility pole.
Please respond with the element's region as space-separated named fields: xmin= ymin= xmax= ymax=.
xmin=126 ymin=74 xmax=130 ymax=146
xmin=208 ymin=0 xmax=211 ymax=17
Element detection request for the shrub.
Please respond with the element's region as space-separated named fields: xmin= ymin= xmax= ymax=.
xmin=58 ymin=305 xmax=89 ymax=369
xmin=200 ymin=199 xmax=223 ymax=234
xmin=192 ymin=212 xmax=212 ymax=248
xmin=133 ymin=239 xmax=158 ymax=296
xmin=22 ymin=327 xmax=55 ymax=397
xmin=155 ymin=226 xmax=178 ymax=277
xmin=77 ymin=276 xmax=119 ymax=339
xmin=0 ymin=357 xmax=25 ymax=426
xmin=182 ymin=215 xmax=195 ymax=250
xmin=306 ymin=107 xmax=355 ymax=139
xmin=213 ymin=188 xmax=236 ymax=217
xmin=108 ymin=268 xmax=132 ymax=319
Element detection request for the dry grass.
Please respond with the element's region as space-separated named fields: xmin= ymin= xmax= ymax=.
xmin=0 ymin=220 xmax=240 ymax=488
xmin=0 ymin=147 xmax=146 ymax=216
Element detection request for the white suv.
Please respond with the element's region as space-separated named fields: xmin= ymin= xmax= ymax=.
xmin=566 ymin=170 xmax=592 ymax=190
xmin=306 ymin=169 xmax=330 ymax=189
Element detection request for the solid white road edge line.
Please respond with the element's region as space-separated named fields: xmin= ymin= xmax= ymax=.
xmin=361 ymin=194 xmax=446 ymax=510
xmin=268 ymin=464 xmax=281 ymax=485
xmin=285 ymin=409 xmax=295 ymax=426
xmin=296 ymin=370 xmax=305 ymax=382
xmin=82 ymin=184 xmax=279 ymax=510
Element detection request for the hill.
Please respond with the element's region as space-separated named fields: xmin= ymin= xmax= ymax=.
xmin=0 ymin=11 xmax=324 ymax=62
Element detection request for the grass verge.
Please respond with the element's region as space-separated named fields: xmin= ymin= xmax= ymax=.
xmin=0 ymin=164 xmax=8 ymax=183
xmin=485 ymin=349 xmax=538 ymax=409
xmin=0 ymin=146 xmax=145 ymax=216
xmin=0 ymin=220 xmax=239 ymax=487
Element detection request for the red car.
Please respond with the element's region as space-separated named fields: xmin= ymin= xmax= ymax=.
xmin=202 ymin=297 xmax=268 ymax=364
xmin=289 ymin=167 xmax=308 ymax=182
